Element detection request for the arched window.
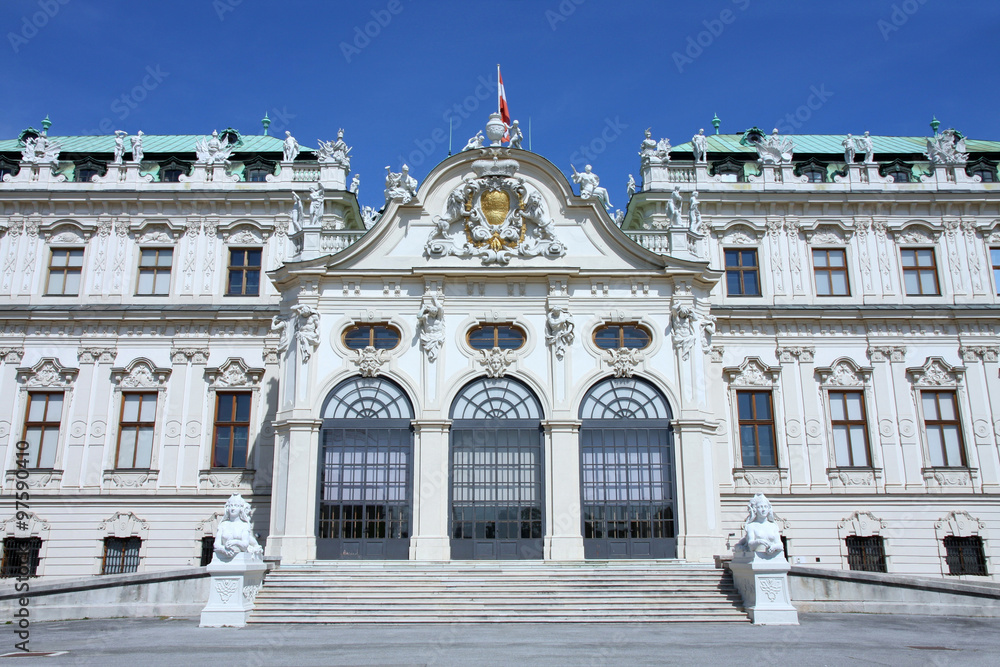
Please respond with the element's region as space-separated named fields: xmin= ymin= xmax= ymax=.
xmin=342 ymin=324 xmax=402 ymax=350
xmin=579 ymin=377 xmax=676 ymax=559
xmin=592 ymin=324 xmax=652 ymax=350
xmin=317 ymin=377 xmax=414 ymax=560
xmin=466 ymin=324 xmax=526 ymax=350
xmin=449 ymin=377 xmax=543 ymax=559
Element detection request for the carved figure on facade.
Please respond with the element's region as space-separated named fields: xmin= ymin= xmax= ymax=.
xmin=361 ymin=206 xmax=379 ymax=229
xmin=349 ymin=174 xmax=360 ymax=194
xmin=506 ymin=120 xmax=523 ymax=149
xmin=701 ymin=314 xmax=717 ymax=349
xmin=131 ymin=131 xmax=144 ymax=163
xmin=355 ymin=346 xmax=389 ymax=378
xmin=462 ymin=131 xmax=485 ymax=152
xmin=671 ymin=303 xmax=698 ymax=360
xmin=309 ymin=183 xmax=324 ymax=227
xmin=317 ymin=129 xmax=352 ymax=169
xmin=417 ymin=293 xmax=445 ymax=362
xmin=213 ymin=494 xmax=263 ymax=562
xmin=688 ymin=190 xmax=703 ymax=232
xmin=571 ymin=164 xmax=612 ymax=209
xmin=289 ymin=192 xmax=304 ymax=234
xmin=664 ymin=186 xmax=683 ymax=228
xmin=753 ymin=129 xmax=794 ymax=165
xmin=926 ymin=128 xmax=968 ymax=165
xmin=734 ymin=493 xmax=784 ymax=557
xmin=626 ymin=174 xmax=636 ymax=197
xmin=290 ymin=304 xmax=320 ymax=362
xmin=282 ymin=131 xmax=300 ymax=162
xmin=545 ymin=305 xmax=575 ymax=360
xmin=607 ymin=347 xmax=641 ymax=378
xmin=478 ymin=348 xmax=515 ymax=378
xmin=194 ymin=130 xmax=233 ymax=166
xmin=384 ymin=165 xmax=418 ymax=204
xmin=639 ymin=129 xmax=671 ymax=166
xmin=425 ymin=162 xmax=565 ymax=266
xmin=113 ymin=130 xmax=127 ymax=164
xmin=20 ymin=133 xmax=61 ymax=166
xmin=692 ymin=128 xmax=708 ymax=163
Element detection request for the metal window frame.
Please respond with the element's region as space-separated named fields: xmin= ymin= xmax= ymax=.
xmin=845 ymin=535 xmax=887 ymax=573
xmin=101 ymin=536 xmax=141 ymax=575
xmin=943 ymin=535 xmax=988 ymax=576
xmin=0 ymin=537 xmax=42 ymax=578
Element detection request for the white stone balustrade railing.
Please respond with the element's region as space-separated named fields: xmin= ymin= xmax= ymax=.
xmin=321 ymin=231 xmax=365 ymax=252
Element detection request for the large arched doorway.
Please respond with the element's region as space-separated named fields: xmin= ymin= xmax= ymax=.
xmin=579 ymin=377 xmax=676 ymax=559
xmin=316 ymin=377 xmax=414 ymax=560
xmin=449 ymin=377 xmax=544 ymax=560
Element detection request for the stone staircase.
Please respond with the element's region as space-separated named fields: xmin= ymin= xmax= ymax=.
xmin=249 ymin=561 xmax=748 ymax=623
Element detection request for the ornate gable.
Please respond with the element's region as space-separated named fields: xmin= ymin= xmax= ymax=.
xmin=112 ymin=358 xmax=171 ymax=388
xmin=17 ymin=357 xmax=78 ymax=388
xmin=906 ymin=357 xmax=963 ymax=387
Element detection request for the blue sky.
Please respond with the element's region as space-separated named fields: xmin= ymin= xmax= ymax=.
xmin=3 ymin=0 xmax=999 ymax=209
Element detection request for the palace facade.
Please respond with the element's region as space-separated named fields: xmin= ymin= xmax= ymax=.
xmin=1 ymin=117 xmax=998 ymax=582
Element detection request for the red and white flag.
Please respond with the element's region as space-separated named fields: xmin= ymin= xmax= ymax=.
xmin=498 ymin=65 xmax=511 ymax=141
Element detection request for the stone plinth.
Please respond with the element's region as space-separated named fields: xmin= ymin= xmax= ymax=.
xmin=199 ymin=552 xmax=266 ymax=627
xmin=730 ymin=550 xmax=799 ymax=625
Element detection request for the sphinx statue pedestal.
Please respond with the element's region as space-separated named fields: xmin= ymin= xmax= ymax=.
xmin=199 ymin=552 xmax=267 ymax=627
xmin=729 ymin=550 xmax=799 ymax=625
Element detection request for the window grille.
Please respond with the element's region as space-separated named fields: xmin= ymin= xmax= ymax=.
xmin=200 ymin=535 xmax=215 ymax=567
xmin=845 ymin=535 xmax=887 ymax=573
xmin=0 ymin=537 xmax=42 ymax=578
xmin=102 ymin=537 xmax=141 ymax=575
xmin=943 ymin=536 xmax=988 ymax=576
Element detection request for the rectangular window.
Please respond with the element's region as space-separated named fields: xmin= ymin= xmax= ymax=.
xmin=725 ymin=249 xmax=761 ymax=296
xmin=901 ymin=248 xmax=940 ymax=296
xmin=116 ymin=393 xmax=157 ymax=469
xmin=46 ymin=248 xmax=84 ymax=295
xmin=200 ymin=535 xmax=215 ymax=567
xmin=737 ymin=390 xmax=777 ymax=467
xmin=922 ymin=391 xmax=965 ymax=467
xmin=813 ymin=248 xmax=851 ymax=296
xmin=212 ymin=392 xmax=251 ymax=468
xmin=22 ymin=392 xmax=62 ymax=469
xmin=101 ymin=537 xmax=141 ymax=575
xmin=943 ymin=536 xmax=988 ymax=576
xmin=136 ymin=248 xmax=173 ymax=295
xmin=845 ymin=535 xmax=887 ymax=573
xmin=991 ymin=248 xmax=1000 ymax=295
xmin=226 ymin=248 xmax=261 ymax=296
xmin=0 ymin=537 xmax=42 ymax=578
xmin=829 ymin=390 xmax=871 ymax=467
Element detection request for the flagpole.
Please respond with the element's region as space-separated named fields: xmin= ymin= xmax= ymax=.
xmin=497 ymin=64 xmax=501 ymax=114
xmin=448 ymin=116 xmax=452 ymax=156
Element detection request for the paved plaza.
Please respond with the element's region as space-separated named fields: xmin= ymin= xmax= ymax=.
xmin=4 ymin=613 xmax=1000 ymax=666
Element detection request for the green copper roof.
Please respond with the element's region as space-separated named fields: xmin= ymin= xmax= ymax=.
xmin=0 ymin=134 xmax=313 ymax=155
xmin=672 ymin=134 xmax=1000 ymax=155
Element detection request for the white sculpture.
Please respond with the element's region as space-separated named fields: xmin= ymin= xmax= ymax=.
xmin=571 ymin=164 xmax=612 ymax=209
xmin=130 ymin=131 xmax=144 ymax=163
xmin=20 ymin=133 xmax=61 ymax=166
xmin=214 ymin=493 xmax=263 ymax=561
xmin=317 ymin=129 xmax=351 ymax=168
xmin=667 ymin=186 xmax=683 ymax=227
xmin=545 ymin=305 xmax=575 ymax=360
xmin=926 ymin=128 xmax=968 ymax=165
xmin=614 ymin=209 xmax=625 ymax=226
xmin=462 ymin=131 xmax=485 ymax=152
xmin=671 ymin=303 xmax=697 ymax=360
xmin=754 ymin=129 xmax=794 ymax=165
xmin=309 ymin=183 xmax=324 ymax=227
xmin=692 ymin=128 xmax=708 ymax=164
xmin=291 ymin=304 xmax=321 ymax=362
xmin=270 ymin=315 xmax=291 ymax=354
xmin=729 ymin=493 xmax=798 ymax=625
xmin=626 ymin=174 xmax=636 ymax=197
xmin=349 ymin=173 xmax=360 ymax=194
xmin=639 ymin=129 xmax=671 ymax=166
xmin=195 ymin=130 xmax=233 ymax=166
xmin=507 ymin=120 xmax=523 ymax=149
xmin=289 ymin=192 xmax=304 ymax=234
xmin=734 ymin=493 xmax=783 ymax=557
xmin=361 ymin=205 xmax=379 ymax=229
xmin=639 ymin=128 xmax=658 ymax=158
xmin=113 ymin=130 xmax=127 ymax=164
xmin=688 ymin=190 xmax=702 ymax=232
xmin=858 ymin=131 xmax=874 ymax=164
xmin=417 ymin=293 xmax=445 ymax=361
xmin=842 ymin=133 xmax=855 ymax=164
xmin=384 ymin=165 xmax=418 ymax=204
xmin=282 ymin=131 xmax=300 ymax=162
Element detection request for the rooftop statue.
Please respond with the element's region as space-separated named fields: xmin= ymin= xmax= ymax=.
xmin=842 ymin=133 xmax=856 ymax=164
xmin=349 ymin=173 xmax=360 ymax=194
xmin=571 ymin=164 xmax=612 ymax=209
xmin=384 ymin=164 xmax=418 ymax=204
xmin=317 ymin=129 xmax=352 ymax=169
xmin=20 ymin=132 xmax=61 ymax=166
xmin=626 ymin=174 xmax=636 ymax=197
xmin=639 ymin=128 xmax=657 ymax=158
xmin=733 ymin=493 xmax=784 ymax=558
xmin=692 ymin=128 xmax=708 ymax=164
xmin=462 ymin=131 xmax=485 ymax=152
xmin=282 ymin=131 xmax=300 ymax=162
xmin=926 ymin=128 xmax=968 ymax=165
xmin=858 ymin=131 xmax=874 ymax=164
xmin=194 ymin=130 xmax=233 ymax=166
xmin=755 ymin=128 xmax=794 ymax=165
xmin=639 ymin=129 xmax=670 ymax=166
xmin=309 ymin=183 xmax=324 ymax=227
xmin=113 ymin=130 xmax=127 ymax=164
xmin=130 ymin=131 xmax=144 ymax=163
xmin=213 ymin=494 xmax=263 ymax=562
xmin=361 ymin=205 xmax=379 ymax=229
xmin=507 ymin=120 xmax=523 ymax=149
